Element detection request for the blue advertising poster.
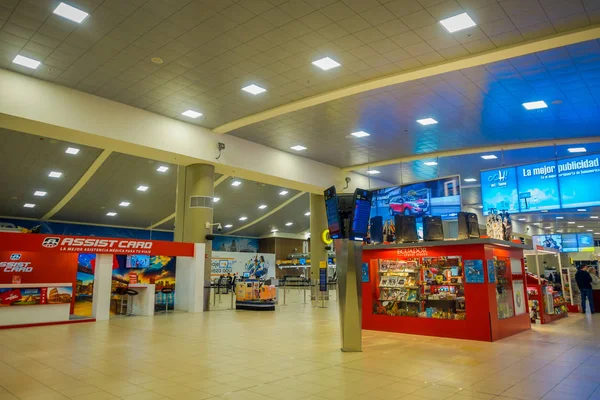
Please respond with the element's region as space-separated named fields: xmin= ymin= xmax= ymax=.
xmin=370 ymin=176 xmax=461 ymax=232
xmin=212 ymin=235 xmax=259 ymax=252
xmin=532 ymin=234 xmax=563 ymax=251
xmin=578 ymin=233 xmax=594 ymax=252
xmin=487 ymin=260 xmax=496 ymax=283
xmin=480 ymin=167 xmax=519 ymax=215
xmin=464 ymin=259 xmax=484 ymax=283
xmin=558 ymin=154 xmax=600 ymax=208
xmin=516 ymin=161 xmax=560 ymax=211
xmin=319 ymin=267 xmax=327 ymax=291
xmin=362 ymin=263 xmax=369 ymax=283
xmin=561 ymin=234 xmax=578 ymax=252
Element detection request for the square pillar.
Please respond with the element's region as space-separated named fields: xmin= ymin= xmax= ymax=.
xmin=92 ymin=254 xmax=113 ymax=321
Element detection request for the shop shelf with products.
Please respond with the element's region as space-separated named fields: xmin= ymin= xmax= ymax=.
xmin=525 ymin=272 xmax=568 ymax=324
xmin=363 ymin=238 xmax=531 ymax=342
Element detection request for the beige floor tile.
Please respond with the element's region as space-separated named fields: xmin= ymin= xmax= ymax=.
xmin=119 ymin=391 xmax=164 ymax=400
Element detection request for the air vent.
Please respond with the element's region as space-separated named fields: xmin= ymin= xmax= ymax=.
xmin=189 ymin=196 xmax=213 ymax=209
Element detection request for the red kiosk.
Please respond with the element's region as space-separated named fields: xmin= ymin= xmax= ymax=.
xmin=362 ymin=238 xmax=531 ymax=341
xmin=0 ymin=232 xmax=195 ymax=329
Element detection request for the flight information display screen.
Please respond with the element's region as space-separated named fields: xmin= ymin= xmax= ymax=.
xmin=350 ymin=189 xmax=372 ymax=240
xmin=324 ymin=186 xmax=342 ymax=239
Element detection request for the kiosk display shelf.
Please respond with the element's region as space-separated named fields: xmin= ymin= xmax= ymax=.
xmin=525 ymin=273 xmax=568 ymax=324
xmin=363 ymin=238 xmax=531 ymax=342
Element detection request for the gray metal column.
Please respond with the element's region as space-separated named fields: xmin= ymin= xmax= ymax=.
xmin=335 ymin=239 xmax=363 ymax=352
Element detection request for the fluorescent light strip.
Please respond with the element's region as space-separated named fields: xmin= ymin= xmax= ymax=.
xmin=53 ymin=2 xmax=89 ymax=23
xmin=48 ymin=171 xmax=62 ymax=178
xmin=231 ymin=180 xmax=241 ymax=187
xmin=367 ymin=170 xmax=380 ymax=175
xmin=34 ymin=191 xmax=46 ymax=197
xmin=182 ymin=110 xmax=202 ymax=118
xmin=424 ymin=161 xmax=437 ymax=166
xmin=464 ymin=178 xmax=477 ymax=182
xmin=106 ymin=212 xmax=117 ymax=217
xmin=312 ymin=57 xmax=340 ymax=70
xmin=65 ymin=147 xmax=79 ymax=155
xmin=23 ymin=203 xmax=35 ymax=208
xmin=481 ymin=155 xmax=497 ymax=160
xmin=522 ymin=101 xmax=548 ymax=110
xmin=279 ymin=190 xmax=288 ymax=195
xmin=157 ymin=166 xmax=169 ymax=172
xmin=416 ymin=118 xmax=438 ymax=126
xmin=290 ymin=145 xmax=306 ymax=151
xmin=12 ymin=55 xmax=41 ymax=69
xmin=351 ymin=131 xmax=370 ymax=138
xmin=137 ymin=185 xmax=148 ymax=192
xmin=568 ymin=147 xmax=587 ymax=153
xmin=439 ymin=13 xmax=476 ymax=33
xmin=119 ymin=202 xmax=130 ymax=207
xmin=242 ymin=84 xmax=266 ymax=95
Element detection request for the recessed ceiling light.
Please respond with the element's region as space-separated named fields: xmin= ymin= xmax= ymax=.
xmin=557 ymin=230 xmax=563 ymax=233
xmin=106 ymin=212 xmax=117 ymax=217
xmin=290 ymin=145 xmax=307 ymax=151
xmin=417 ymin=118 xmax=438 ymax=126
xmin=481 ymin=155 xmax=497 ymax=160
xmin=591 ymin=216 xmax=599 ymax=219
xmin=518 ymin=218 xmax=526 ymax=221
xmin=65 ymin=147 xmax=80 ymax=155
xmin=157 ymin=166 xmax=169 ymax=172
xmin=544 ymin=226 xmax=551 ymax=229
xmin=279 ymin=190 xmax=288 ymax=196
xmin=522 ymin=101 xmax=548 ymax=110
xmin=312 ymin=57 xmax=340 ymax=70
xmin=271 ymin=228 xmax=279 ymax=233
xmin=242 ymin=84 xmax=267 ymax=95
xmin=53 ymin=2 xmax=89 ymax=23
xmin=48 ymin=171 xmax=62 ymax=178
xmin=305 ymin=212 xmax=311 ymax=216
xmin=541 ymin=210 xmax=548 ymax=213
xmin=258 ymin=204 xmax=267 ymax=209
xmin=137 ymin=185 xmax=149 ymax=192
xmin=213 ymin=197 xmax=220 ymax=203
xmin=578 ymin=209 xmax=587 ymax=211
xmin=464 ymin=178 xmax=477 ymax=182
xmin=23 ymin=203 xmax=35 ymax=208
xmin=588 ymin=229 xmax=594 ymax=232
xmin=439 ymin=12 xmax=476 ymax=33
xmin=119 ymin=202 xmax=130 ymax=207
xmin=181 ymin=110 xmax=202 ymax=118
xmin=224 ymin=224 xmax=233 ymax=228
xmin=285 ymin=222 xmax=293 ymax=226
xmin=568 ymin=147 xmax=587 ymax=153
xmin=367 ymin=170 xmax=380 ymax=175
xmin=424 ymin=161 xmax=438 ymax=166
xmin=239 ymin=216 xmax=248 ymax=221
xmin=578 ymin=225 xmax=585 ymax=228
xmin=12 ymin=55 xmax=41 ymax=69
xmin=556 ymin=216 xmax=564 ymax=219
xmin=568 ymin=222 xmax=575 ymax=224
xmin=34 ymin=191 xmax=46 ymax=197
xmin=231 ymin=180 xmax=242 ymax=187
xmin=351 ymin=131 xmax=370 ymax=138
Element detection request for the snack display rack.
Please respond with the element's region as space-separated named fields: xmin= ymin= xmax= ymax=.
xmin=363 ymin=238 xmax=531 ymax=342
xmin=525 ymin=273 xmax=568 ymax=324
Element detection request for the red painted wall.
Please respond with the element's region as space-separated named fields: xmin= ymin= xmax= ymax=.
xmin=0 ymin=251 xmax=79 ymax=313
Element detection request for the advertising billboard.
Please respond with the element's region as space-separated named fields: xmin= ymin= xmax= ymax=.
xmin=561 ymin=234 xmax=578 ymax=252
xmin=480 ymin=167 xmax=518 ymax=215
xmin=557 ymin=154 xmax=600 ymax=209
xmin=532 ymin=235 xmax=563 ymax=251
xmin=481 ymin=153 xmax=600 ymax=213
xmin=532 ymin=233 xmax=595 ymax=253
xmin=577 ymin=233 xmax=594 ymax=252
xmin=371 ymin=176 xmax=461 ymax=221
xmin=516 ymin=161 xmax=560 ymax=211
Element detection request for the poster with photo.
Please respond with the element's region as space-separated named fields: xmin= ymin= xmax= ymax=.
xmin=464 ymin=260 xmax=484 ymax=283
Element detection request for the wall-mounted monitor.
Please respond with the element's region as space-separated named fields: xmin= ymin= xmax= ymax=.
xmin=481 ymin=153 xmax=600 ymax=214
xmin=324 ymin=186 xmax=342 ymax=240
xmin=532 ymin=234 xmax=563 ymax=252
xmin=561 ymin=234 xmax=578 ymax=253
xmin=532 ymin=233 xmax=595 ymax=253
xmin=577 ymin=233 xmax=594 ymax=252
xmin=350 ymin=189 xmax=372 ymax=241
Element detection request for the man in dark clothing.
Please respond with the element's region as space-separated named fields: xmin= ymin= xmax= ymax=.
xmin=575 ymin=265 xmax=595 ymax=314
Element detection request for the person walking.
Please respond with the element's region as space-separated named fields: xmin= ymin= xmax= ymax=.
xmin=575 ymin=265 xmax=595 ymax=314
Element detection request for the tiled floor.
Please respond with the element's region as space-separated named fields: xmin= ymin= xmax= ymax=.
xmin=1 ymin=304 xmax=600 ymax=400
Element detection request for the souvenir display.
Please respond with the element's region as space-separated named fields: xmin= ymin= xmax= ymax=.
xmin=374 ymin=256 xmax=466 ymax=320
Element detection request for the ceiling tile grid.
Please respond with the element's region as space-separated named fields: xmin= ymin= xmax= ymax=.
xmin=1 ymin=0 xmax=597 ymax=129
xmin=52 ymin=152 xmax=177 ymax=227
xmin=0 ymin=127 xmax=103 ymax=219
xmin=229 ymin=39 xmax=600 ymax=167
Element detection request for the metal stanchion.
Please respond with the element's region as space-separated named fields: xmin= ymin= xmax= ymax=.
xmin=303 ymin=285 xmax=307 ymax=304
xmin=212 ymin=286 xmax=216 ymax=306
xmin=218 ymin=284 xmax=222 ymax=304
xmin=230 ymin=289 xmax=234 ymax=310
xmin=283 ymin=285 xmax=287 ymax=306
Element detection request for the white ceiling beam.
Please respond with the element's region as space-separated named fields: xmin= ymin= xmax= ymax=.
xmin=146 ymin=174 xmax=229 ymax=230
xmin=343 ymin=137 xmax=600 ymax=172
xmin=227 ymin=192 xmax=306 ymax=235
xmin=213 ymin=25 xmax=600 ymax=135
xmin=42 ymin=149 xmax=112 ymax=220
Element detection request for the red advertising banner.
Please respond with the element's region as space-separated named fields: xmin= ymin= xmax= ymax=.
xmin=0 ymin=232 xmax=195 ymax=257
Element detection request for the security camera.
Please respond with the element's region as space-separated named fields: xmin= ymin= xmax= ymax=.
xmin=217 ymin=223 xmax=223 ymax=232
xmin=205 ymin=222 xmax=223 ymax=232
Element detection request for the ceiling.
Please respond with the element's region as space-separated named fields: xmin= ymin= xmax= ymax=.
xmin=1 ymin=0 xmax=600 ymax=239
xmin=0 ymin=0 xmax=598 ymax=131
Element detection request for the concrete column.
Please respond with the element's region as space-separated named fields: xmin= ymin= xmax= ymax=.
xmin=92 ymin=254 xmax=113 ymax=321
xmin=310 ymin=193 xmax=328 ymax=298
xmin=174 ymin=163 xmax=215 ymax=311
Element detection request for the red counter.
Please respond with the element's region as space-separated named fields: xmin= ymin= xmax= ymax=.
xmin=362 ymin=239 xmax=531 ymax=342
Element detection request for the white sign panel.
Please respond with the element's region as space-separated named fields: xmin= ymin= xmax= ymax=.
xmin=512 ymin=280 xmax=526 ymax=316
xmin=211 ymin=252 xmax=276 ymax=279
xmin=510 ymin=258 xmax=523 ymax=274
